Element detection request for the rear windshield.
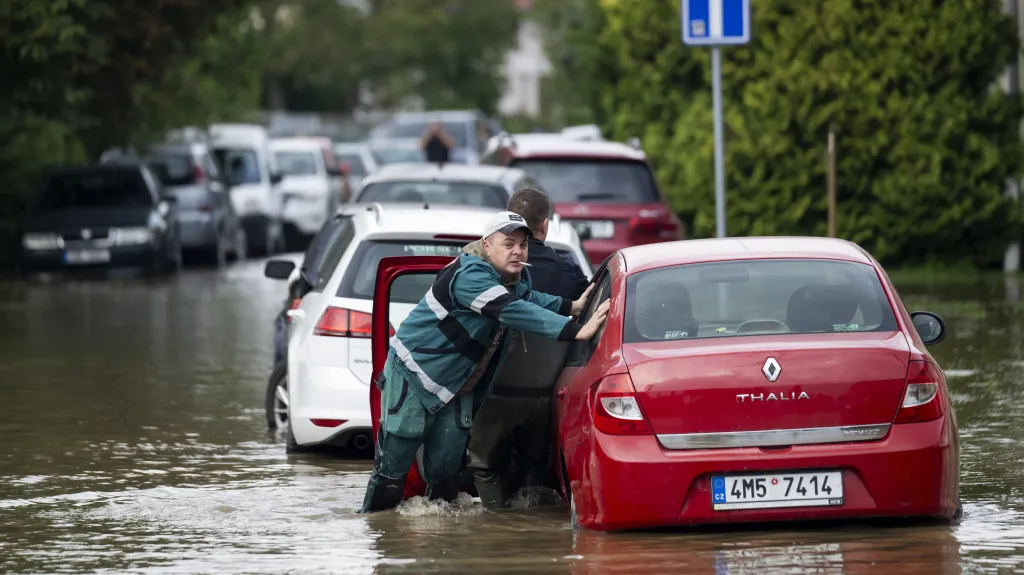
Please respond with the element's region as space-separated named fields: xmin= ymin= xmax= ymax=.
xmin=512 ymin=158 xmax=659 ymax=204
xmin=623 ymin=259 xmax=898 ymax=342
xmin=335 ymin=153 xmax=367 ymax=176
xmin=357 ymin=180 xmax=507 ymax=209
xmin=38 ymin=169 xmax=154 ymax=210
xmin=370 ymin=147 xmax=425 ymax=165
xmin=338 ymin=240 xmax=463 ymax=303
xmin=274 ymin=151 xmax=319 ymax=176
xmin=146 ymin=153 xmax=194 ymax=186
xmin=214 ymin=148 xmax=261 ymax=184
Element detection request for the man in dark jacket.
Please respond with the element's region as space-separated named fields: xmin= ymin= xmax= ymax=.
xmin=467 ymin=188 xmax=592 ymax=509
xmin=360 ymin=211 xmax=610 ymax=513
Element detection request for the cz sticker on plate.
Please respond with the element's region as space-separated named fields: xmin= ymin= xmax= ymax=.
xmin=711 ymin=470 xmax=844 ymax=511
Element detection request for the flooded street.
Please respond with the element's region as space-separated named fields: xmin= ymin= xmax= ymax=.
xmin=1 ymin=260 xmax=1022 ymax=574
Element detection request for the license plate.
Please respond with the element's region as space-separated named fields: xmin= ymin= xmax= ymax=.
xmin=571 ymin=220 xmax=615 ymax=239
xmin=64 ymin=249 xmax=111 ymax=264
xmin=711 ymin=471 xmax=844 ymax=510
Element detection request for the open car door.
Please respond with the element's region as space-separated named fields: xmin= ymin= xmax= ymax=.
xmin=371 ymin=255 xmax=454 ymax=500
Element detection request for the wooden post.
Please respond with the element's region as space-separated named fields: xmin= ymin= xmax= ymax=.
xmin=827 ymin=126 xmax=837 ymax=238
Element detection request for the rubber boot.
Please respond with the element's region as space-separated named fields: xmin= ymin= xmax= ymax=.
xmin=425 ymin=478 xmax=460 ymax=504
xmin=473 ymin=471 xmax=511 ymax=510
xmin=359 ymin=470 xmax=406 ymax=513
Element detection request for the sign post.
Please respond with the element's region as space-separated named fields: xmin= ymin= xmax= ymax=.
xmin=681 ymin=0 xmax=751 ymax=238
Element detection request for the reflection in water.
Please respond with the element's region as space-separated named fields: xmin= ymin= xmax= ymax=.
xmin=0 ymin=263 xmax=1021 ymax=573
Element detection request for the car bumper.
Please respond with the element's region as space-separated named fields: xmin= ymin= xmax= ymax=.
xmin=288 ymin=362 xmax=372 ymax=448
xmin=177 ymin=217 xmax=219 ymax=249
xmin=570 ymin=416 xmax=959 ymax=531
xmin=20 ymin=244 xmax=165 ymax=273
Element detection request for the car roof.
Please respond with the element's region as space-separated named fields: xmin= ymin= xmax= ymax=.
xmin=619 ymin=237 xmax=874 ymax=274
xmin=333 ymin=142 xmax=370 ymax=152
xmin=491 ymin=134 xmax=646 ymax=160
xmin=367 ymin=138 xmax=420 ymax=149
xmin=339 ymin=203 xmax=581 ymax=252
xmin=389 ymin=110 xmax=479 ymax=122
xmin=359 ymin=163 xmax=525 ymax=188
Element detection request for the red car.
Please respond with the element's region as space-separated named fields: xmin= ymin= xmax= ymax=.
xmin=368 ymin=237 xmax=960 ymax=531
xmin=480 ymin=134 xmax=683 ymax=267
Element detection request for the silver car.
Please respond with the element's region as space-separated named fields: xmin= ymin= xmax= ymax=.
xmin=351 ymin=163 xmax=543 ymax=210
xmin=144 ymin=142 xmax=247 ymax=265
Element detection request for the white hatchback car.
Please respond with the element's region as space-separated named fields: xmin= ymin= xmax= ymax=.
xmin=267 ymin=202 xmax=592 ymax=454
xmin=270 ymin=138 xmax=345 ymax=249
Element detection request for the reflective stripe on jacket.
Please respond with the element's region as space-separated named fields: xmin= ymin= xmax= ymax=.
xmin=388 ymin=252 xmax=581 ymax=414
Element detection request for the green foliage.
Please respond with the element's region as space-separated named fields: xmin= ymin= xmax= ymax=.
xmin=531 ymin=0 xmax=618 ymax=127
xmin=600 ymin=0 xmax=1024 ymax=267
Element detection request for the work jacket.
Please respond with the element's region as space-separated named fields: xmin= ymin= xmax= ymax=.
xmin=387 ymin=250 xmax=581 ymax=414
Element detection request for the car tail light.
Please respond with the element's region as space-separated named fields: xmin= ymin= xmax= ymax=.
xmin=592 ymin=373 xmax=653 ymax=435
xmin=193 ymin=164 xmax=206 ymax=183
xmin=629 ymin=214 xmax=680 ymax=240
xmin=310 ymin=419 xmax=346 ymax=428
xmin=894 ymin=360 xmax=945 ymax=424
xmin=314 ymin=306 xmax=395 ymax=338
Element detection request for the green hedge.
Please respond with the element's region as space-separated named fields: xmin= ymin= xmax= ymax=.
xmin=600 ymin=0 xmax=1023 ymax=266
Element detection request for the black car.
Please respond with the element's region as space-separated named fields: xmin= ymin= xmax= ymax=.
xmin=19 ymin=163 xmax=183 ymax=277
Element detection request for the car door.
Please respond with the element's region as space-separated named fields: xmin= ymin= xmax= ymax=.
xmin=201 ymin=150 xmax=232 ymax=238
xmin=553 ymin=265 xmax=613 ymax=498
xmin=370 ymin=255 xmax=454 ymax=500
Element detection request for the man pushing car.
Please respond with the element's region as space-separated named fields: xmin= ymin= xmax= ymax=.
xmin=360 ymin=211 xmax=610 ymax=513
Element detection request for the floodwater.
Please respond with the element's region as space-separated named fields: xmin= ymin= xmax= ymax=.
xmin=0 ymin=261 xmax=1022 ymax=574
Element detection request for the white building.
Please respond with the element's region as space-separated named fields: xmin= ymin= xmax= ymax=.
xmin=498 ymin=0 xmax=551 ymax=118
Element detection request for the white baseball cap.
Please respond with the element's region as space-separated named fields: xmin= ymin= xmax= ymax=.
xmin=483 ymin=211 xmax=533 ymax=239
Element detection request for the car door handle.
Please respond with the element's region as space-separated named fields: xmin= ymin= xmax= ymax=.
xmin=286 ymin=309 xmax=305 ymax=320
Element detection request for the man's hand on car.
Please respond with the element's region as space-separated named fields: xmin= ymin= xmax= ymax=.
xmin=575 ymin=300 xmax=610 ymax=340
xmin=570 ymin=283 xmax=596 ymax=317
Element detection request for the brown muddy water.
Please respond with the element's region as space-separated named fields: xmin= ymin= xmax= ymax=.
xmin=0 ymin=259 xmax=1022 ymax=574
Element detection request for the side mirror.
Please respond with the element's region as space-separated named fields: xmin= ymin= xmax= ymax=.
xmin=264 ymin=259 xmax=296 ymax=280
xmin=269 ymin=171 xmax=284 ymax=185
xmin=157 ymin=195 xmax=177 ymax=216
xmin=910 ymin=311 xmax=946 ymax=346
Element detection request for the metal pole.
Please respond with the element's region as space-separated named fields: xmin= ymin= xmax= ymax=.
xmin=712 ymin=46 xmax=726 ymax=238
xmin=827 ymin=127 xmax=837 ymax=238
xmin=1005 ymin=0 xmax=1021 ymax=273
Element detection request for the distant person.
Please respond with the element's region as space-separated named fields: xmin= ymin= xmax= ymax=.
xmin=420 ymin=121 xmax=455 ymax=164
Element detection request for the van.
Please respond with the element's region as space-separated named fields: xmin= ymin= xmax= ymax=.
xmin=209 ymin=123 xmax=285 ymax=255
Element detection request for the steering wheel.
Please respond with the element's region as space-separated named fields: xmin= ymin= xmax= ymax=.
xmin=735 ymin=319 xmax=790 ymax=334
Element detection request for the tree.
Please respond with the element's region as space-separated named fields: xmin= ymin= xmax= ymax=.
xmin=600 ymin=0 xmax=1023 ymax=266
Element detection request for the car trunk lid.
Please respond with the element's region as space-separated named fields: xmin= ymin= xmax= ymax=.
xmin=622 ymin=332 xmax=911 ymax=441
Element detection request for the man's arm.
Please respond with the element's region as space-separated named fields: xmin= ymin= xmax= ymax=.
xmin=452 ymin=266 xmax=581 ymax=342
xmin=524 ymin=289 xmax=571 ymax=315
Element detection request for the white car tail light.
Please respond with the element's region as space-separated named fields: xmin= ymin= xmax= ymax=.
xmin=592 ymin=373 xmax=653 ymax=435
xmin=894 ymin=360 xmax=945 ymax=424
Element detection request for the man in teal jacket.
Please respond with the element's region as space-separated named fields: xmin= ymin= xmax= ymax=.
xmin=360 ymin=211 xmax=610 ymax=513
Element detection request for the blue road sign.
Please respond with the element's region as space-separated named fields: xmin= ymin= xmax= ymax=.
xmin=681 ymin=0 xmax=751 ymax=46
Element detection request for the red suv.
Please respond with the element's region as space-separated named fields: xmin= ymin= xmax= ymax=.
xmin=480 ymin=133 xmax=684 ymax=266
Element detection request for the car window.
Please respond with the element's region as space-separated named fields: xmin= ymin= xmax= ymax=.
xmin=623 ymin=259 xmax=899 ymax=343
xmin=567 ymin=271 xmax=611 ymax=366
xmin=310 ymin=218 xmax=356 ymax=292
xmin=357 ymin=180 xmax=508 ymax=209
xmin=512 ymin=158 xmax=659 ymax=203
xmin=335 ymin=153 xmax=367 ymax=175
xmin=370 ymin=147 xmax=425 ymax=165
xmin=213 ymin=148 xmax=262 ymax=184
xmin=37 ymin=169 xmax=155 ymax=210
xmin=301 ymin=215 xmax=353 ymax=286
xmin=145 ymin=153 xmax=195 ymax=187
xmin=202 ymin=152 xmax=221 ymax=180
xmin=372 ymin=121 xmax=469 ymax=148
xmin=274 ymin=151 xmax=319 ymax=176
xmin=337 ymin=240 xmax=463 ymax=303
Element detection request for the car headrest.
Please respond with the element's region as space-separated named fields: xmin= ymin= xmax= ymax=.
xmin=786 ymin=284 xmax=861 ymax=333
xmin=634 ymin=281 xmax=698 ymax=339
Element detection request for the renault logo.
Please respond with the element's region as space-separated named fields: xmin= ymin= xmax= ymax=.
xmin=762 ymin=357 xmax=781 ymax=382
